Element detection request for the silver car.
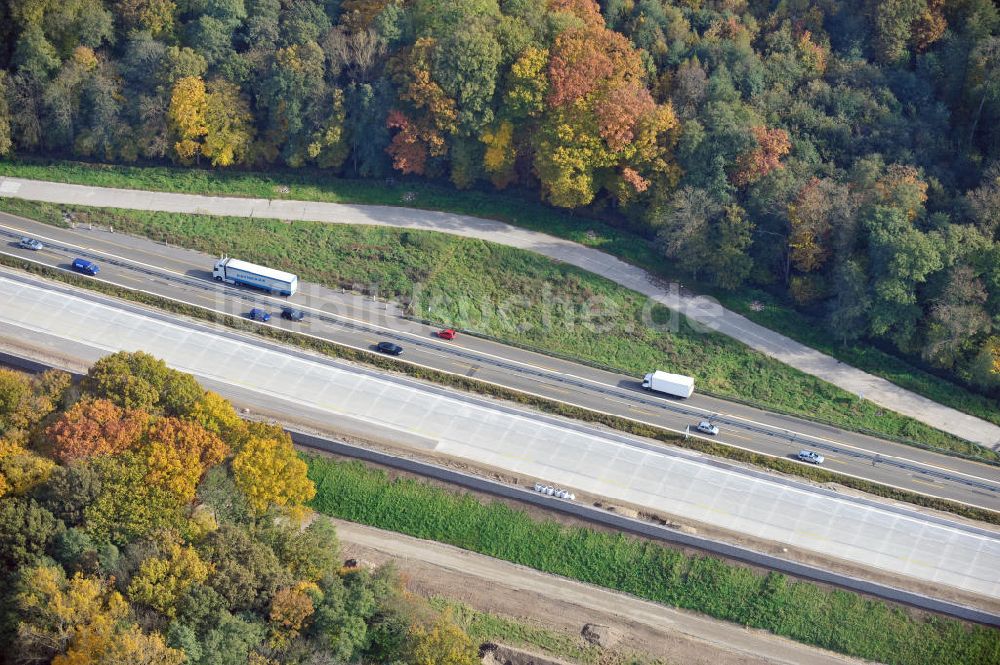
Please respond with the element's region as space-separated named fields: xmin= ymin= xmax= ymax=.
xmin=18 ymin=237 xmax=43 ymax=250
xmin=798 ymin=450 xmax=825 ymax=464
xmin=696 ymin=420 xmax=719 ymax=436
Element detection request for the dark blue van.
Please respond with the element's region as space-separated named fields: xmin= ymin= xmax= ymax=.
xmin=71 ymin=258 xmax=99 ymax=276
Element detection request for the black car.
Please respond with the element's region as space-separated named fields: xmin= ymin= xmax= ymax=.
xmin=281 ymin=307 xmax=305 ymax=321
xmin=376 ymin=341 xmax=403 ymax=355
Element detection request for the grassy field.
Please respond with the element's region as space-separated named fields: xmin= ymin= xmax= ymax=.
xmin=307 ymin=457 xmax=1000 ymax=665
xmin=2 ymin=157 xmax=998 ymax=429
xmin=0 ymin=196 xmax=991 ymax=460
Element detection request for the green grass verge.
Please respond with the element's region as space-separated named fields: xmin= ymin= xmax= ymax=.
xmin=429 ymin=599 xmax=612 ymax=665
xmin=0 ymin=196 xmax=991 ymax=462
xmin=1 ymin=252 xmax=996 ymax=525
xmin=2 ymin=157 xmax=997 ymax=429
xmin=307 ymin=457 xmax=1000 ymax=665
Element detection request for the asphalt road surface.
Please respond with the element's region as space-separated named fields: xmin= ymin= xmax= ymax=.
xmin=1 ymin=269 xmax=998 ymax=606
xmin=3 ymin=212 xmax=1000 ymax=511
xmin=2 ymin=175 xmax=998 ymax=446
xmin=1 ymin=213 xmax=999 ymax=512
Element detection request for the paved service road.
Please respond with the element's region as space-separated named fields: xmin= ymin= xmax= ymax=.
xmin=1 ymin=213 xmax=998 ymax=511
xmin=2 ymin=176 xmax=998 ymax=448
xmin=0 ymin=270 xmax=997 ymax=604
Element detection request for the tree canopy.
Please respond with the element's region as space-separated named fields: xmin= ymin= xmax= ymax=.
xmin=0 ymin=355 xmax=477 ymax=665
xmin=2 ymin=1 xmax=1000 ymax=392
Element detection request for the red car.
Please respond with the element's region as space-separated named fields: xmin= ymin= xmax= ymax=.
xmin=438 ymin=329 xmax=457 ymax=340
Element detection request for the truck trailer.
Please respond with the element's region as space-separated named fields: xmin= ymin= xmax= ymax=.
xmin=213 ymin=258 xmax=298 ymax=296
xmin=642 ymin=370 xmax=695 ymax=398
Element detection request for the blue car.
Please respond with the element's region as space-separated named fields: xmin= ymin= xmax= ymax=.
xmin=71 ymin=258 xmax=99 ymax=276
xmin=248 ymin=308 xmax=271 ymax=322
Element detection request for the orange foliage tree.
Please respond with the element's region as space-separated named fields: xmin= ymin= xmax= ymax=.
xmin=731 ymin=125 xmax=791 ymax=187
xmin=46 ymin=399 xmax=148 ymax=463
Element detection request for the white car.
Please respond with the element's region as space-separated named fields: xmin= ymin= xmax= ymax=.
xmin=797 ymin=450 xmax=825 ymax=464
xmin=18 ymin=237 xmax=43 ymax=250
xmin=695 ymin=420 xmax=719 ymax=436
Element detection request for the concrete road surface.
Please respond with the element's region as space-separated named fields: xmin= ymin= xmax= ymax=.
xmin=1 ymin=213 xmax=997 ymax=511
xmin=1 ymin=176 xmax=998 ymax=448
xmin=0 ymin=269 xmax=997 ymax=602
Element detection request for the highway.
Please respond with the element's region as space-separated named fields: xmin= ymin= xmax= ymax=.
xmin=0 ymin=268 xmax=998 ymax=613
xmin=2 ymin=349 xmax=996 ymax=628
xmin=1 ymin=213 xmax=999 ymax=511
xmin=4 ymin=175 xmax=997 ymax=447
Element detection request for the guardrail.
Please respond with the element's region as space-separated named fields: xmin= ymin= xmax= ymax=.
xmin=288 ymin=429 xmax=1000 ymax=627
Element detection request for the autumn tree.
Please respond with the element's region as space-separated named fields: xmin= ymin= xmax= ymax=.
xmin=128 ymin=541 xmax=214 ymax=618
xmin=268 ymin=584 xmax=316 ymax=647
xmin=503 ymin=47 xmax=548 ymax=119
xmin=0 ymin=440 xmax=55 ymax=498
xmin=0 ymin=368 xmax=32 ymax=436
xmin=46 ymin=399 xmax=148 ymax=463
xmin=14 ymin=564 xmax=183 ymax=665
xmin=231 ymin=432 xmax=316 ymax=516
xmin=202 ymin=79 xmax=255 ymax=167
xmin=168 ymin=75 xmax=208 ymax=164
xmin=13 ymin=565 xmax=128 ymax=663
xmin=117 ymin=0 xmax=176 ymax=37
xmin=142 ymin=417 xmax=228 ymax=503
xmin=405 ymin=613 xmax=478 ymax=665
xmin=731 ymin=125 xmax=791 ymax=187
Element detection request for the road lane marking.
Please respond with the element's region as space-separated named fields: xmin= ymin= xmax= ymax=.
xmin=1 ymin=222 xmax=996 ymax=495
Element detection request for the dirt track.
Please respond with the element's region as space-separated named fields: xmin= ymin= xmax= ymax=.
xmin=334 ymin=519 xmax=873 ymax=665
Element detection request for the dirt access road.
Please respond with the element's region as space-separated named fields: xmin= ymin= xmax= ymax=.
xmin=334 ymin=519 xmax=872 ymax=665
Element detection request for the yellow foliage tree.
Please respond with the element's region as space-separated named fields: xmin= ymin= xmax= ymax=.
xmin=479 ymin=121 xmax=516 ymax=188
xmin=232 ymin=434 xmax=316 ymax=516
xmin=406 ymin=614 xmax=478 ymax=665
xmin=505 ymin=47 xmax=548 ymax=118
xmin=127 ymin=542 xmax=213 ymax=618
xmin=54 ymin=615 xmax=184 ymax=665
xmin=142 ymin=417 xmax=228 ymax=503
xmin=0 ymin=440 xmax=54 ymax=497
xmin=168 ymin=76 xmax=207 ymax=164
xmin=188 ymin=390 xmax=246 ymax=442
xmin=202 ymin=79 xmax=255 ymax=167
xmin=14 ymin=566 xmax=129 ymax=663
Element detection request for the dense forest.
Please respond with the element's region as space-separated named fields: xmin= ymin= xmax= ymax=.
xmin=0 ymin=0 xmax=999 ymax=393
xmin=0 ymin=354 xmax=482 ymax=665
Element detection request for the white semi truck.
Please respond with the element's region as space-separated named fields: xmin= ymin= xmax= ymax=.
xmin=212 ymin=257 xmax=299 ymax=296
xmin=642 ymin=370 xmax=695 ymax=398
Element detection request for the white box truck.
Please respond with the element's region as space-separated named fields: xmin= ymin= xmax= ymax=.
xmin=642 ymin=371 xmax=694 ymax=398
xmin=212 ymin=258 xmax=298 ymax=296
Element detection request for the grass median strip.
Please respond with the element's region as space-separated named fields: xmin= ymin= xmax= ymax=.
xmin=307 ymin=457 xmax=1000 ymax=665
xmin=0 ymin=253 xmax=997 ymax=526
xmin=3 ymin=157 xmax=998 ymax=431
xmin=0 ymin=196 xmax=990 ymax=463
